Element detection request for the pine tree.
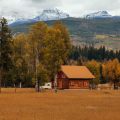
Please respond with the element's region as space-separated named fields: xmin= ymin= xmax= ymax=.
xmin=0 ymin=18 xmax=13 ymax=92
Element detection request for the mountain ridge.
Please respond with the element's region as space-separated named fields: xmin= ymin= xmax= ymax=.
xmin=1 ymin=9 xmax=120 ymax=25
xmin=0 ymin=8 xmax=70 ymax=25
xmin=33 ymin=8 xmax=70 ymax=21
xmin=85 ymin=11 xmax=112 ymax=19
xmin=9 ymin=17 xmax=120 ymax=50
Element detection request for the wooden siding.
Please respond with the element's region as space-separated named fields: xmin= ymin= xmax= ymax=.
xmin=69 ymin=79 xmax=89 ymax=89
xmin=57 ymin=78 xmax=90 ymax=89
xmin=57 ymin=79 xmax=69 ymax=89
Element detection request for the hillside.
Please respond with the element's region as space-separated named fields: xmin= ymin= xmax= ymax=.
xmin=10 ymin=17 xmax=120 ymax=50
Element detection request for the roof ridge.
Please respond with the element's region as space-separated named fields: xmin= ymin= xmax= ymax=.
xmin=61 ymin=65 xmax=95 ymax=79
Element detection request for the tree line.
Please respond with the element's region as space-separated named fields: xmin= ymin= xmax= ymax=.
xmin=69 ymin=46 xmax=120 ymax=89
xmin=0 ymin=18 xmax=120 ymax=90
xmin=85 ymin=59 xmax=120 ymax=89
xmin=0 ymin=18 xmax=71 ymax=90
xmin=68 ymin=58 xmax=120 ymax=89
xmin=69 ymin=46 xmax=120 ymax=61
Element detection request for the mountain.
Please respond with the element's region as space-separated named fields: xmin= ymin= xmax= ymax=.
xmin=10 ymin=17 xmax=120 ymax=50
xmin=10 ymin=17 xmax=120 ymax=37
xmin=2 ymin=10 xmax=120 ymax=25
xmin=4 ymin=10 xmax=120 ymax=50
xmin=0 ymin=10 xmax=36 ymax=25
xmin=33 ymin=8 xmax=70 ymax=21
xmin=1 ymin=8 xmax=69 ymax=25
xmin=85 ymin=11 xmax=112 ymax=19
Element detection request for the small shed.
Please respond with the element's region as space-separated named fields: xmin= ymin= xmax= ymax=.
xmin=56 ymin=65 xmax=95 ymax=89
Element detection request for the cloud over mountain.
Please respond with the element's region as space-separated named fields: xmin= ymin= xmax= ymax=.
xmin=0 ymin=0 xmax=120 ymax=17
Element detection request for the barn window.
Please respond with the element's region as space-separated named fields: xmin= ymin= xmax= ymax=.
xmin=84 ymin=81 xmax=88 ymax=87
xmin=79 ymin=81 xmax=83 ymax=87
xmin=70 ymin=81 xmax=75 ymax=86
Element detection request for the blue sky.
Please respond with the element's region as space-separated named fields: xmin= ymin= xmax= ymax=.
xmin=0 ymin=0 xmax=120 ymax=17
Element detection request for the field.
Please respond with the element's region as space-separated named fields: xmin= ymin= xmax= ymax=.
xmin=0 ymin=88 xmax=120 ymax=120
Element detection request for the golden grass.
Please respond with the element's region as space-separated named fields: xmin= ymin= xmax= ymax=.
xmin=0 ymin=88 xmax=120 ymax=120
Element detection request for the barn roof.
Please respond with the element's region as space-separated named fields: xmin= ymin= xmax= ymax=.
xmin=61 ymin=65 xmax=95 ymax=79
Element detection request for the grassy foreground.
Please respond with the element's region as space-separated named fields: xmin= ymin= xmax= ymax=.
xmin=0 ymin=88 xmax=120 ymax=120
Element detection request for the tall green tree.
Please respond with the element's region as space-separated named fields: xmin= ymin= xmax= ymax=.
xmin=0 ymin=18 xmax=13 ymax=91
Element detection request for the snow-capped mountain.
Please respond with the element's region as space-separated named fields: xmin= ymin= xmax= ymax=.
xmin=0 ymin=10 xmax=36 ymax=25
xmin=7 ymin=17 xmax=31 ymax=25
xmin=85 ymin=11 xmax=112 ymax=19
xmin=0 ymin=8 xmax=70 ymax=25
xmin=34 ymin=8 xmax=70 ymax=21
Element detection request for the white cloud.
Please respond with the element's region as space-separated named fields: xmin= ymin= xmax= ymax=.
xmin=59 ymin=0 xmax=120 ymax=16
xmin=0 ymin=0 xmax=120 ymax=17
xmin=0 ymin=0 xmax=62 ymax=18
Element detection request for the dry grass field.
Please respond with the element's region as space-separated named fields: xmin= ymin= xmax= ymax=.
xmin=0 ymin=88 xmax=120 ymax=120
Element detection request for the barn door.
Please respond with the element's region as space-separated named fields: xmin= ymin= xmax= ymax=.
xmin=58 ymin=79 xmax=63 ymax=89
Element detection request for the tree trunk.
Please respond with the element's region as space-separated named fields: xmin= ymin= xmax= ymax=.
xmin=54 ymin=74 xmax=57 ymax=93
xmin=19 ymin=82 xmax=22 ymax=88
xmin=0 ymin=73 xmax=1 ymax=93
xmin=0 ymin=69 xmax=2 ymax=93
xmin=114 ymin=81 xmax=118 ymax=90
xmin=38 ymin=79 xmax=40 ymax=92
xmin=14 ymin=84 xmax=16 ymax=93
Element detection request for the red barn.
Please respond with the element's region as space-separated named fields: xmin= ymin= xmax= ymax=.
xmin=56 ymin=65 xmax=95 ymax=89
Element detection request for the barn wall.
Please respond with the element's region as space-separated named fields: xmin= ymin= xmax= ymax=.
xmin=57 ymin=79 xmax=90 ymax=89
xmin=56 ymin=71 xmax=91 ymax=89
xmin=57 ymin=72 xmax=69 ymax=89
xmin=57 ymin=78 xmax=69 ymax=89
xmin=69 ymin=79 xmax=89 ymax=89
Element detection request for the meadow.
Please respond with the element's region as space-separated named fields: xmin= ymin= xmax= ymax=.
xmin=0 ymin=88 xmax=120 ymax=120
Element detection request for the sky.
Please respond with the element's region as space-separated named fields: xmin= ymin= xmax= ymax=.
xmin=0 ymin=0 xmax=120 ymax=17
